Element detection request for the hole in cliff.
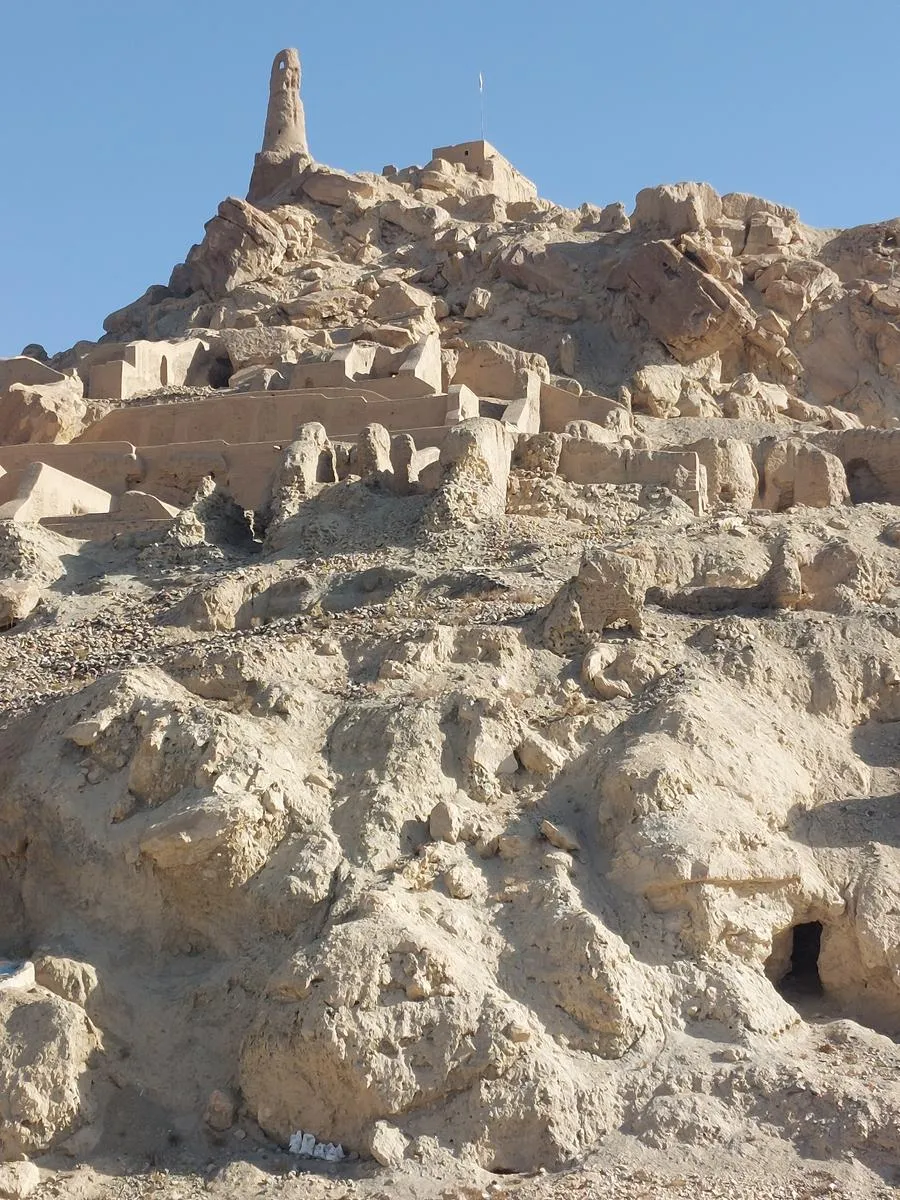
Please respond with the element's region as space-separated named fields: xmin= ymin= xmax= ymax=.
xmin=845 ymin=458 xmax=885 ymax=504
xmin=159 ymin=355 xmax=169 ymax=386
xmin=208 ymin=356 xmax=233 ymax=389
xmin=778 ymin=921 xmax=823 ymax=998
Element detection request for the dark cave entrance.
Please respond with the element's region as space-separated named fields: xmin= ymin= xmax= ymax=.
xmin=208 ymin=355 xmax=233 ymax=389
xmin=845 ymin=458 xmax=885 ymax=504
xmin=777 ymin=921 xmax=824 ymax=998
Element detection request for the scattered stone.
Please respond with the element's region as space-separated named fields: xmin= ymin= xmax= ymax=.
xmin=539 ymin=819 xmax=580 ymax=852
xmin=430 ymin=800 xmax=463 ymax=844
xmin=204 ymin=1089 xmax=237 ymax=1131
xmin=367 ymin=1120 xmax=409 ymax=1168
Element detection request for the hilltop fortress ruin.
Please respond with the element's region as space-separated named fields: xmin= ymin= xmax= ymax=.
xmin=1 ymin=46 xmax=900 ymax=1199
xmin=1 ymin=46 xmax=898 ymax=543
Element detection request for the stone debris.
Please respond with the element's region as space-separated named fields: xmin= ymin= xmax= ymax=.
xmin=288 ymin=1130 xmax=345 ymax=1162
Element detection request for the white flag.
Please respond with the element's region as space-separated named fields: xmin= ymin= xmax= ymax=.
xmin=479 ymin=72 xmax=484 ymax=93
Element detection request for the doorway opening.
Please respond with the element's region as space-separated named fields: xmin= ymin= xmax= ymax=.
xmin=777 ymin=921 xmax=823 ymax=998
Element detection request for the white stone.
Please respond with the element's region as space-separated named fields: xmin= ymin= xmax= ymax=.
xmin=0 ymin=961 xmax=35 ymax=993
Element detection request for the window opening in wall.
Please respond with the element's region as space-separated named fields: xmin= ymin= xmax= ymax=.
xmin=777 ymin=921 xmax=823 ymax=998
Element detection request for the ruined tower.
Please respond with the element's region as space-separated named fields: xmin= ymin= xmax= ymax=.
xmin=248 ymin=48 xmax=311 ymax=204
xmin=262 ymin=48 xmax=308 ymax=154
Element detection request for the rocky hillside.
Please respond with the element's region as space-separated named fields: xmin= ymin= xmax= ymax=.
xmin=0 ymin=48 xmax=899 ymax=1200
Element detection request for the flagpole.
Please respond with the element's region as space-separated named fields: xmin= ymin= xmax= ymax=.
xmin=479 ymin=72 xmax=485 ymax=140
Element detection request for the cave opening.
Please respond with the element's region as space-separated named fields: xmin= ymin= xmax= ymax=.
xmin=845 ymin=458 xmax=885 ymax=504
xmin=777 ymin=921 xmax=824 ymax=998
xmin=207 ymin=355 xmax=233 ymax=389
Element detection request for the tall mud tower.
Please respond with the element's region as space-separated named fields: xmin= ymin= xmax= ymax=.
xmin=248 ymin=48 xmax=311 ymax=204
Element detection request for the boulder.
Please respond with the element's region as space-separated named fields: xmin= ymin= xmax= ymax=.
xmin=366 ymin=281 xmax=438 ymax=330
xmin=631 ymin=364 xmax=685 ymax=417
xmin=0 ymin=378 xmax=87 ymax=446
xmin=562 ymin=421 xmax=619 ymax=445
xmin=219 ymin=326 xmax=308 ymax=372
xmin=720 ymin=192 xmax=798 ymax=225
xmin=168 ymin=567 xmax=317 ymax=632
xmin=576 ymin=201 xmax=630 ymax=233
xmin=464 ymin=287 xmax=493 ymax=318
xmin=204 ymin=1089 xmax=237 ymax=1132
xmin=754 ymin=260 xmax=840 ymax=322
xmin=630 ymin=182 xmax=723 ymax=237
xmin=0 ymin=581 xmax=42 ymax=629
xmin=742 ymin=212 xmax=794 ymax=256
xmin=301 ymin=167 xmax=377 ymax=207
xmin=582 ymin=642 xmax=662 ymax=699
xmin=497 ymin=237 xmax=576 ymax=294
xmin=186 ymin=197 xmax=288 ymax=300
xmin=429 ymin=799 xmax=463 ymax=844
xmin=0 ymin=989 xmax=100 ymax=1160
xmin=0 ymin=1161 xmax=40 ymax=1199
xmin=818 ymin=217 xmax=900 ymax=284
xmin=379 ymin=198 xmax=450 ymax=238
xmin=282 ymin=288 xmax=371 ymax=329
xmin=366 ymin=1120 xmax=409 ymax=1167
xmin=609 ymin=241 xmax=756 ymax=363
xmin=32 ymin=956 xmax=100 ymax=1011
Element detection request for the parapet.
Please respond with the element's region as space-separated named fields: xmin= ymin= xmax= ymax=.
xmin=431 ymin=140 xmax=501 ymax=171
xmin=424 ymin=141 xmax=538 ymax=206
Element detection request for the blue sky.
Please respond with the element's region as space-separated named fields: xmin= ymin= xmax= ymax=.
xmin=1 ymin=0 xmax=896 ymax=357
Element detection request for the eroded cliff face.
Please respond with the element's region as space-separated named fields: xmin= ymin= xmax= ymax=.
xmin=2 ymin=55 xmax=900 ymax=1200
xmin=2 ymin=469 xmax=900 ymax=1188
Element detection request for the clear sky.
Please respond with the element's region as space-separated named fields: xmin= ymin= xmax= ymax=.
xmin=1 ymin=0 xmax=896 ymax=357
